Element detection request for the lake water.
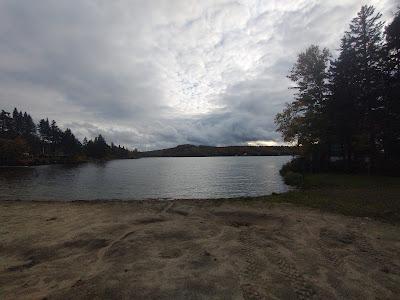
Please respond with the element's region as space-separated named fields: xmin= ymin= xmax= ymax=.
xmin=0 ymin=156 xmax=292 ymax=201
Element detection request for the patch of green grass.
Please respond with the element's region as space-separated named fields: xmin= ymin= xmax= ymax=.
xmin=263 ymin=173 xmax=400 ymax=223
xmin=302 ymin=173 xmax=400 ymax=189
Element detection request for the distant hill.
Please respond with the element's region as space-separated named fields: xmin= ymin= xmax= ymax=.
xmin=139 ymin=144 xmax=299 ymax=157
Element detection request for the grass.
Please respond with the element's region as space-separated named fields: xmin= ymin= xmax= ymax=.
xmin=260 ymin=173 xmax=400 ymax=223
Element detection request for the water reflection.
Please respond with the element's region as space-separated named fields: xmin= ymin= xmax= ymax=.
xmin=0 ymin=156 xmax=292 ymax=201
xmin=0 ymin=167 xmax=38 ymax=182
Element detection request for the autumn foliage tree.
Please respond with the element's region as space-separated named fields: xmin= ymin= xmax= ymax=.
xmin=275 ymin=45 xmax=331 ymax=167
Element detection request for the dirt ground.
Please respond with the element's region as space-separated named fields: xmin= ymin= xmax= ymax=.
xmin=0 ymin=199 xmax=399 ymax=299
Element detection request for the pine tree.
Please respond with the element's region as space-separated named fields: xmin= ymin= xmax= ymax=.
xmin=50 ymin=120 xmax=61 ymax=144
xmin=18 ymin=111 xmax=23 ymax=134
xmin=26 ymin=114 xmax=36 ymax=136
xmin=345 ymin=5 xmax=385 ymax=168
xmin=0 ymin=110 xmax=13 ymax=134
xmin=12 ymin=108 xmax=23 ymax=134
xmin=383 ymin=9 xmax=400 ymax=160
xmin=61 ymin=128 xmax=81 ymax=155
xmin=38 ymin=118 xmax=51 ymax=142
xmin=87 ymin=134 xmax=109 ymax=158
xmin=328 ymin=35 xmax=360 ymax=167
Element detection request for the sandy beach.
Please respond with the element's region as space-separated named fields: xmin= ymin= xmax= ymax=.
xmin=0 ymin=199 xmax=399 ymax=299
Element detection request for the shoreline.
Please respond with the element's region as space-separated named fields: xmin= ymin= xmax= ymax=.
xmin=1 ymin=174 xmax=399 ymax=299
xmin=0 ymin=153 xmax=293 ymax=167
xmin=1 ymin=171 xmax=398 ymax=223
xmin=0 ymin=194 xmax=281 ymax=203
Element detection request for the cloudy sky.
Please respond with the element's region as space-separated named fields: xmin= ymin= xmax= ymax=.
xmin=0 ymin=0 xmax=397 ymax=150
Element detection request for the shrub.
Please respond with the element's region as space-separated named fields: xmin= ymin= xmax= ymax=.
xmin=283 ymin=171 xmax=304 ymax=187
xmin=280 ymin=157 xmax=307 ymax=176
xmin=0 ymin=137 xmax=29 ymax=164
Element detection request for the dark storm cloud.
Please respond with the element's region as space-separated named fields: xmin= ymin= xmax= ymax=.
xmin=0 ymin=0 xmax=396 ymax=149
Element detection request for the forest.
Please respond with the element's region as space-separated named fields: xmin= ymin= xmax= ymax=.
xmin=0 ymin=108 xmax=138 ymax=165
xmin=140 ymin=144 xmax=298 ymax=157
xmin=276 ymin=5 xmax=400 ymax=175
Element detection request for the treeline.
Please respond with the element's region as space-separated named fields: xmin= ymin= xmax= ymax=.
xmin=0 ymin=108 xmax=138 ymax=165
xmin=140 ymin=144 xmax=299 ymax=157
xmin=275 ymin=6 xmax=400 ymax=174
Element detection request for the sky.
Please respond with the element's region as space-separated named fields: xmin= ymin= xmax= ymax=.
xmin=0 ymin=0 xmax=397 ymax=150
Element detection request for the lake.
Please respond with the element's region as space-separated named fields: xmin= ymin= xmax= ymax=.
xmin=0 ymin=156 xmax=292 ymax=201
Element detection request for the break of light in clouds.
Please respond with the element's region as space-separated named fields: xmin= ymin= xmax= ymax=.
xmin=0 ymin=0 xmax=397 ymax=150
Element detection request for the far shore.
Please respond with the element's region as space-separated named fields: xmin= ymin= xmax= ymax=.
xmin=1 ymin=144 xmax=297 ymax=167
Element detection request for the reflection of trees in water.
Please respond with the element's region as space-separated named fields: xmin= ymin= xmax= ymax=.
xmin=92 ymin=161 xmax=108 ymax=168
xmin=0 ymin=162 xmax=108 ymax=184
xmin=0 ymin=167 xmax=38 ymax=182
xmin=39 ymin=164 xmax=89 ymax=181
xmin=0 ymin=158 xmax=290 ymax=200
xmin=57 ymin=163 xmax=86 ymax=170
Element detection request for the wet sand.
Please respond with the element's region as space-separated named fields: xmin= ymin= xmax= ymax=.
xmin=0 ymin=199 xmax=399 ymax=299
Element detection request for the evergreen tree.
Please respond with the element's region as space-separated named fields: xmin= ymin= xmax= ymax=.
xmin=50 ymin=120 xmax=62 ymax=144
xmin=61 ymin=128 xmax=81 ymax=155
xmin=85 ymin=134 xmax=110 ymax=158
xmin=38 ymin=118 xmax=51 ymax=142
xmin=0 ymin=110 xmax=13 ymax=134
xmin=12 ymin=108 xmax=19 ymax=133
xmin=18 ymin=111 xmax=23 ymax=134
xmin=383 ymin=9 xmax=400 ymax=160
xmin=25 ymin=114 xmax=36 ymax=136
xmin=345 ymin=5 xmax=385 ymax=168
xmin=328 ymin=35 xmax=360 ymax=167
